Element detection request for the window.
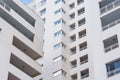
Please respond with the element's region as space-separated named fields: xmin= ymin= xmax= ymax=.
xmin=77 ymin=0 xmax=84 ymax=5
xmin=79 ymin=42 xmax=87 ymax=51
xmin=0 ymin=0 xmax=11 ymax=12
xmin=80 ymin=54 xmax=88 ymax=65
xmin=53 ymin=69 xmax=66 ymax=77
xmin=8 ymin=72 xmax=20 ymax=80
xmin=70 ymin=60 xmax=77 ymax=68
xmin=70 ymin=35 xmax=76 ymax=42
xmin=54 ymin=30 xmax=66 ymax=38
xmin=78 ymin=7 xmax=85 ymax=16
xmin=55 ymin=19 xmax=61 ymax=25
xmin=54 ymin=30 xmax=62 ymax=37
xmin=80 ymin=69 xmax=89 ymax=79
xmin=70 ymin=47 xmax=76 ymax=55
xmin=69 ymin=3 xmax=75 ymax=9
xmin=71 ymin=73 xmax=77 ymax=80
xmin=106 ymin=58 xmax=120 ymax=77
xmin=43 ymin=18 xmax=46 ymax=23
xmin=41 ymin=0 xmax=46 ymax=6
xmin=70 ymin=23 xmax=75 ymax=31
xmin=99 ymin=0 xmax=120 ymax=14
xmin=79 ymin=29 xmax=86 ymax=39
xmin=103 ymin=35 xmax=119 ymax=52
xmin=53 ymin=55 xmax=66 ymax=62
xmin=55 ymin=8 xmax=61 ymax=14
xmin=55 ymin=0 xmax=65 ymax=4
xmin=55 ymin=19 xmax=66 ymax=25
xmin=54 ymin=43 xmax=62 ymax=49
xmin=54 ymin=42 xmax=66 ymax=49
xmin=40 ymin=8 xmax=46 ymax=15
xmin=78 ymin=18 xmax=85 ymax=27
xmin=70 ymin=13 xmax=75 ymax=19
xmin=55 ymin=8 xmax=65 ymax=14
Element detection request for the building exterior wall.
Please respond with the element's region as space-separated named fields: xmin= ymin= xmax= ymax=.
xmin=29 ymin=0 xmax=120 ymax=80
xmin=0 ymin=0 xmax=44 ymax=79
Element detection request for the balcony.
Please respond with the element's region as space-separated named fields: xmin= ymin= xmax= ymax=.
xmin=0 ymin=6 xmax=34 ymax=41
xmin=10 ymin=54 xmax=41 ymax=78
xmin=79 ymin=29 xmax=86 ymax=39
xmin=70 ymin=23 xmax=75 ymax=31
xmin=0 ymin=0 xmax=10 ymax=11
xmin=69 ymin=3 xmax=75 ymax=10
xmin=78 ymin=7 xmax=85 ymax=16
xmin=71 ymin=73 xmax=77 ymax=80
xmin=99 ymin=0 xmax=120 ymax=14
xmin=104 ymin=43 xmax=119 ymax=52
xmin=106 ymin=58 xmax=120 ymax=77
xmin=70 ymin=60 xmax=77 ymax=68
xmin=79 ymin=42 xmax=87 ymax=51
xmin=80 ymin=54 xmax=88 ymax=65
xmin=2 ymin=0 xmax=35 ymax=26
xmin=70 ymin=47 xmax=76 ymax=55
xmin=108 ymin=68 xmax=120 ymax=77
xmin=81 ymin=69 xmax=89 ymax=79
xmin=101 ymin=8 xmax=120 ymax=31
xmin=70 ymin=35 xmax=76 ymax=42
xmin=8 ymin=72 xmax=20 ymax=80
xmin=12 ymin=36 xmax=41 ymax=60
xmin=78 ymin=18 xmax=85 ymax=27
xmin=70 ymin=13 xmax=75 ymax=20
xmin=77 ymin=0 xmax=84 ymax=5
xmin=103 ymin=35 xmax=119 ymax=52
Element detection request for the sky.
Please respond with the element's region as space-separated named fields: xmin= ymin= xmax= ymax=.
xmin=22 ymin=0 xmax=32 ymax=4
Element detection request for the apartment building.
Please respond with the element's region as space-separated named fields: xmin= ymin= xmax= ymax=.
xmin=29 ymin=0 xmax=120 ymax=80
xmin=0 ymin=0 xmax=44 ymax=80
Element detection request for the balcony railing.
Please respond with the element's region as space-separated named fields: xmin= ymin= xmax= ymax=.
xmin=71 ymin=51 xmax=76 ymax=55
xmin=0 ymin=0 xmax=10 ymax=11
xmin=102 ymin=18 xmax=120 ymax=31
xmin=71 ymin=38 xmax=76 ymax=42
xmin=72 ymin=79 xmax=77 ymax=80
xmin=108 ymin=67 xmax=120 ymax=77
xmin=78 ymin=22 xmax=85 ymax=27
xmin=100 ymin=0 xmax=120 ymax=14
xmin=79 ymin=34 xmax=86 ymax=39
xmin=71 ymin=65 xmax=77 ymax=68
xmin=81 ymin=74 xmax=89 ymax=79
xmin=80 ymin=46 xmax=87 ymax=51
xmin=80 ymin=59 xmax=88 ymax=65
xmin=105 ymin=43 xmax=119 ymax=52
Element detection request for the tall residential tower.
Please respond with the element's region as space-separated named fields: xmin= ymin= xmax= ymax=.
xmin=0 ymin=0 xmax=44 ymax=80
xmin=29 ymin=0 xmax=120 ymax=80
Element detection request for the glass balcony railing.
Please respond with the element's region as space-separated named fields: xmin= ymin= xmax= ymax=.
xmin=102 ymin=18 xmax=120 ymax=31
xmin=108 ymin=68 xmax=120 ymax=77
xmin=0 ymin=0 xmax=10 ymax=11
xmin=105 ymin=43 xmax=119 ymax=52
xmin=100 ymin=0 xmax=120 ymax=14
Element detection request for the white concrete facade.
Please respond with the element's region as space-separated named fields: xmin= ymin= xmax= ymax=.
xmin=29 ymin=0 xmax=120 ymax=80
xmin=0 ymin=0 xmax=44 ymax=80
